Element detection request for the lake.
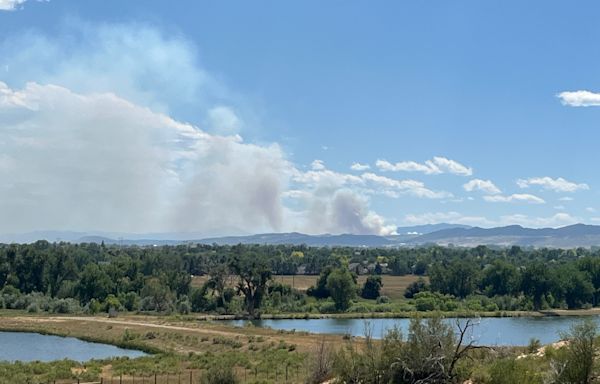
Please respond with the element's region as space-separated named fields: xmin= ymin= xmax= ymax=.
xmin=0 ymin=332 xmax=147 ymax=362
xmin=224 ymin=316 xmax=600 ymax=346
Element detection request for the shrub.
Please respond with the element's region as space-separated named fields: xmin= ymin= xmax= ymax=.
xmin=404 ymin=278 xmax=428 ymax=299
xmin=488 ymin=358 xmax=542 ymax=384
xmin=527 ymin=338 xmax=541 ymax=354
xmin=305 ymin=339 xmax=334 ymax=384
xmin=360 ymin=276 xmax=382 ymax=300
xmin=549 ymin=319 xmax=598 ymax=384
xmin=26 ymin=302 xmax=39 ymax=313
xmin=51 ymin=298 xmax=80 ymax=314
xmin=200 ymin=361 xmax=239 ymax=384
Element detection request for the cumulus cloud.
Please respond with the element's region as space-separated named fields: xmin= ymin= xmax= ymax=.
xmin=376 ymin=156 xmax=472 ymax=176
xmin=558 ymin=90 xmax=600 ymax=107
xmin=310 ymin=159 xmax=326 ymax=171
xmin=483 ymin=194 xmax=545 ymax=204
xmin=499 ymin=213 xmax=579 ymax=228
xmin=360 ymin=173 xmax=451 ymax=199
xmin=517 ymin=177 xmax=589 ymax=193
xmin=463 ymin=179 xmax=501 ymax=195
xmin=350 ymin=162 xmax=370 ymax=171
xmin=0 ymin=0 xmax=32 ymax=11
xmin=404 ymin=211 xmax=579 ymax=228
xmin=403 ymin=211 xmax=493 ymax=227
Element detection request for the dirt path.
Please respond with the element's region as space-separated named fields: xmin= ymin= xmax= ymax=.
xmin=3 ymin=314 xmax=343 ymax=352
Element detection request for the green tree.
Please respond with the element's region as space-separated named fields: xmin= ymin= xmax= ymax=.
xmin=229 ymin=251 xmax=272 ymax=318
xmin=404 ymin=277 xmax=428 ymax=299
xmin=140 ymin=278 xmax=173 ymax=312
xmin=430 ymin=259 xmax=479 ymax=298
xmin=361 ymin=275 xmax=382 ymax=300
xmin=307 ymin=266 xmax=333 ymax=299
xmin=326 ymin=268 xmax=356 ymax=311
xmin=75 ymin=264 xmax=113 ymax=303
xmin=481 ymin=259 xmax=520 ymax=296
xmin=521 ymin=262 xmax=552 ymax=310
xmin=551 ymin=320 xmax=597 ymax=384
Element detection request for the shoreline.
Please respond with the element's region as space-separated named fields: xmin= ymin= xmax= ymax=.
xmin=193 ymin=307 xmax=600 ymax=321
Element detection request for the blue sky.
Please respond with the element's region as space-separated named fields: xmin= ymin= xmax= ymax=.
xmin=1 ymin=0 xmax=599 ymax=235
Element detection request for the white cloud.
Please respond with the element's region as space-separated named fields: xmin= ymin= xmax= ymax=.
xmin=463 ymin=179 xmax=501 ymax=195
xmin=350 ymin=162 xmax=370 ymax=171
xmin=586 ymin=207 xmax=597 ymax=213
xmin=403 ymin=211 xmax=494 ymax=227
xmin=376 ymin=159 xmax=436 ymax=174
xmin=0 ymin=0 xmax=30 ymax=11
xmin=517 ymin=177 xmax=589 ymax=193
xmin=207 ymin=106 xmax=242 ymax=134
xmin=554 ymin=205 xmax=566 ymax=210
xmin=558 ymin=90 xmax=600 ymax=107
xmin=360 ymin=173 xmax=451 ymax=199
xmin=404 ymin=211 xmax=579 ymax=228
xmin=310 ymin=159 xmax=326 ymax=171
xmin=559 ymin=196 xmax=574 ymax=202
xmin=499 ymin=213 xmax=579 ymax=228
xmin=376 ymin=156 xmax=472 ymax=176
xmin=483 ymin=194 xmax=546 ymax=204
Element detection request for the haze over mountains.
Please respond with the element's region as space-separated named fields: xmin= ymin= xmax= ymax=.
xmin=4 ymin=223 xmax=600 ymax=248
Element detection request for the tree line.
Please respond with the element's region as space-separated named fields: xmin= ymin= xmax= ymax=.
xmin=2 ymin=241 xmax=600 ymax=316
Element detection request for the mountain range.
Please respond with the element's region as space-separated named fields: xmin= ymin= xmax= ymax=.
xmin=4 ymin=223 xmax=600 ymax=248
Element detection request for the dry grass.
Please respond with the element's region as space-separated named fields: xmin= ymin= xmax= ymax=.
xmin=0 ymin=313 xmax=343 ymax=355
xmin=0 ymin=313 xmax=347 ymax=383
xmin=192 ymin=274 xmax=426 ymax=301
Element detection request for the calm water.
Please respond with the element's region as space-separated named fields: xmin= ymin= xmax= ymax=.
xmin=225 ymin=316 xmax=600 ymax=346
xmin=0 ymin=332 xmax=147 ymax=362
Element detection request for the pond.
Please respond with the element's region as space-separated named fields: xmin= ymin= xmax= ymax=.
xmin=224 ymin=316 xmax=600 ymax=346
xmin=0 ymin=332 xmax=147 ymax=362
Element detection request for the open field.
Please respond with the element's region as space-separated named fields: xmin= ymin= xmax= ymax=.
xmin=192 ymin=274 xmax=426 ymax=301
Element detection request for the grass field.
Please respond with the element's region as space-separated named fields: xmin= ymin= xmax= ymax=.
xmin=0 ymin=312 xmax=345 ymax=383
xmin=192 ymin=274 xmax=426 ymax=301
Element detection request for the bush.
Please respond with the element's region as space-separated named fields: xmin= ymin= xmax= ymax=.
xmin=527 ymin=338 xmax=541 ymax=354
xmin=318 ymin=301 xmax=338 ymax=314
xmin=488 ymin=358 xmax=542 ymax=384
xmin=549 ymin=319 xmax=598 ymax=384
xmin=200 ymin=361 xmax=239 ymax=384
xmin=413 ymin=291 xmax=458 ymax=312
xmin=177 ymin=297 xmax=191 ymax=314
xmin=120 ymin=291 xmax=140 ymax=311
xmin=51 ymin=298 xmax=80 ymax=314
xmin=26 ymin=302 xmax=39 ymax=313
xmin=306 ymin=340 xmax=334 ymax=384
xmin=404 ymin=278 xmax=428 ymax=299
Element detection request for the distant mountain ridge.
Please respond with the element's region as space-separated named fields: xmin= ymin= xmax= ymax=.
xmin=4 ymin=223 xmax=600 ymax=248
xmin=412 ymin=224 xmax=600 ymax=248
